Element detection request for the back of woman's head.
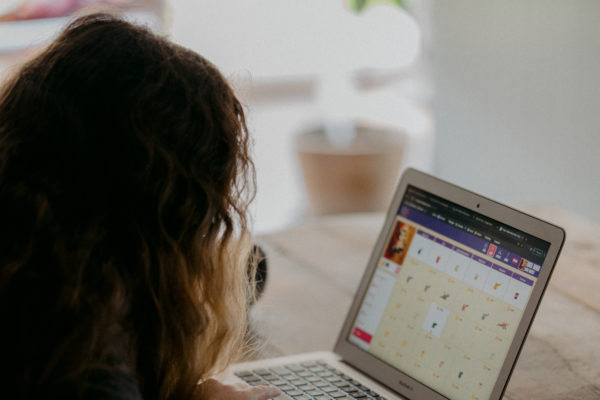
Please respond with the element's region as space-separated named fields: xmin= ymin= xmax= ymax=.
xmin=0 ymin=13 xmax=255 ymax=399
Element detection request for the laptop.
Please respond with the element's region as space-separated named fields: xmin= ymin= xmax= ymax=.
xmin=223 ymin=168 xmax=565 ymax=400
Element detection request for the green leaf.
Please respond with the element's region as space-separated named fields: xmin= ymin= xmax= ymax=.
xmin=347 ymin=0 xmax=404 ymax=13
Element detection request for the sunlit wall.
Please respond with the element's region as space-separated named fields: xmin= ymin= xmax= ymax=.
xmin=432 ymin=0 xmax=600 ymax=223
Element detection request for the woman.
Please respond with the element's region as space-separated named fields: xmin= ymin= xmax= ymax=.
xmin=0 ymin=13 xmax=280 ymax=400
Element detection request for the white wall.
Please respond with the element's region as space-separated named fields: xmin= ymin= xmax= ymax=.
xmin=432 ymin=1 xmax=600 ymax=223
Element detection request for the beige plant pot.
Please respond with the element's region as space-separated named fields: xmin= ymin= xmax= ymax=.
xmin=297 ymin=124 xmax=405 ymax=215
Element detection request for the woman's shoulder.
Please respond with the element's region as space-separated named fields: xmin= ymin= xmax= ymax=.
xmin=30 ymin=368 xmax=144 ymax=400
xmin=79 ymin=367 xmax=143 ymax=400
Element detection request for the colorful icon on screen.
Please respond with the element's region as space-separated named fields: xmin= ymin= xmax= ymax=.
xmin=519 ymin=259 xmax=528 ymax=270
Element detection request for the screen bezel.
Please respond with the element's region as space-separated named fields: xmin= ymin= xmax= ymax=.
xmin=333 ymin=168 xmax=565 ymax=400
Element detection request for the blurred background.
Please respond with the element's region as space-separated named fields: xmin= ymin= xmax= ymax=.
xmin=0 ymin=0 xmax=598 ymax=233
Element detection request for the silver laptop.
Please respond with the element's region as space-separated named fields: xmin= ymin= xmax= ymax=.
xmin=224 ymin=168 xmax=565 ymax=400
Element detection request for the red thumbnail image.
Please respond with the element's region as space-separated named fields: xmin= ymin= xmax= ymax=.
xmin=519 ymin=258 xmax=528 ymax=270
xmin=384 ymin=221 xmax=416 ymax=266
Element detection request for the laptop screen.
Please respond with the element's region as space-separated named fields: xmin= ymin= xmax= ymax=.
xmin=348 ymin=185 xmax=550 ymax=400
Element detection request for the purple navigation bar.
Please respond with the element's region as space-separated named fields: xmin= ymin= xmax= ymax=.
xmin=435 ymin=238 xmax=453 ymax=249
xmin=453 ymin=246 xmax=472 ymax=258
xmin=418 ymin=231 xmax=435 ymax=241
xmin=415 ymin=229 xmax=533 ymax=286
xmin=513 ymin=273 xmax=534 ymax=286
xmin=492 ymin=264 xmax=513 ymax=277
xmin=473 ymin=255 xmax=492 ymax=268
xmin=401 ymin=205 xmax=540 ymax=278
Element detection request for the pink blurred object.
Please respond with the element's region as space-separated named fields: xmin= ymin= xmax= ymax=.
xmin=77 ymin=0 xmax=136 ymax=8
xmin=102 ymin=0 xmax=136 ymax=5
xmin=4 ymin=0 xmax=78 ymax=20
xmin=0 ymin=0 xmax=137 ymax=22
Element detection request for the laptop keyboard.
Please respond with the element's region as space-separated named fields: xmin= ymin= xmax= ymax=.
xmin=234 ymin=360 xmax=386 ymax=400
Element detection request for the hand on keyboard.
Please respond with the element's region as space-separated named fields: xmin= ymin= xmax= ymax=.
xmin=197 ymin=378 xmax=282 ymax=400
xmin=234 ymin=361 xmax=385 ymax=400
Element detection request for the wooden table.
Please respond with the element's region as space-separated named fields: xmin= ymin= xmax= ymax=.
xmin=249 ymin=207 xmax=600 ymax=399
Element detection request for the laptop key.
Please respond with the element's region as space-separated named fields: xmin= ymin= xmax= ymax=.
xmin=277 ymin=395 xmax=295 ymax=400
xmin=321 ymin=386 xmax=337 ymax=393
xmin=306 ymin=389 xmax=322 ymax=396
xmin=253 ymin=369 xmax=271 ymax=376
xmin=350 ymin=392 xmax=367 ymax=399
xmin=305 ymin=375 xmax=320 ymax=382
xmin=297 ymin=384 xmax=313 ymax=391
xmin=293 ymin=396 xmax=311 ymax=400
xmin=269 ymin=366 xmax=290 ymax=375
xmin=248 ymin=379 xmax=269 ymax=386
xmin=289 ymin=379 xmax=306 ymax=386
xmin=317 ymin=372 xmax=334 ymax=379
xmin=329 ymin=391 xmax=347 ymax=398
xmin=301 ymin=362 xmax=318 ymax=368
xmin=235 ymin=371 xmax=254 ymax=378
xmin=285 ymin=364 xmax=306 ymax=372
xmin=279 ymin=385 xmax=295 ymax=391
xmin=286 ymin=390 xmax=303 ymax=397
xmin=313 ymin=380 xmax=329 ymax=388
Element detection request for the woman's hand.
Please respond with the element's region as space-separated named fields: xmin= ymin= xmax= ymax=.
xmin=197 ymin=378 xmax=282 ymax=400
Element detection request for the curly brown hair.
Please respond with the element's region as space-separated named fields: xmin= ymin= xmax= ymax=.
xmin=0 ymin=13 xmax=255 ymax=399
